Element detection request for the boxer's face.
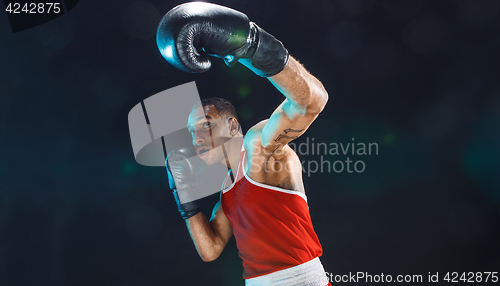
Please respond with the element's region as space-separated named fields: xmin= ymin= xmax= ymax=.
xmin=187 ymin=104 xmax=232 ymax=165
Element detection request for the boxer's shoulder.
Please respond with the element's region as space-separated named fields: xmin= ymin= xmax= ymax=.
xmin=244 ymin=119 xmax=273 ymax=157
xmin=243 ymin=119 xmax=298 ymax=163
xmin=243 ymin=121 xmax=304 ymax=192
xmin=243 ymin=120 xmax=265 ymax=152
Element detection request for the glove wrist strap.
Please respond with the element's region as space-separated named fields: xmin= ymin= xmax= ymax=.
xmin=172 ymin=189 xmax=202 ymax=220
xmin=238 ymin=23 xmax=289 ymax=77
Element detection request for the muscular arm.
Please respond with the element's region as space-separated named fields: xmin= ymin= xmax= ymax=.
xmin=258 ymin=56 xmax=328 ymax=150
xmin=185 ymin=200 xmax=233 ymax=262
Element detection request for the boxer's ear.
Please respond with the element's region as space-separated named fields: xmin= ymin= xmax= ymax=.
xmin=229 ymin=118 xmax=239 ymax=136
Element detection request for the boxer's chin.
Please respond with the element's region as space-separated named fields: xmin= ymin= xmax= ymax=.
xmin=198 ymin=149 xmax=215 ymax=165
xmin=197 ymin=149 xmax=209 ymax=160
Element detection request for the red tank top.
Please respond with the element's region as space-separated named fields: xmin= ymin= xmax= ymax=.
xmin=220 ymin=147 xmax=323 ymax=279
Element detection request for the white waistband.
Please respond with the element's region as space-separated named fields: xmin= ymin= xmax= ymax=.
xmin=245 ymin=257 xmax=329 ymax=286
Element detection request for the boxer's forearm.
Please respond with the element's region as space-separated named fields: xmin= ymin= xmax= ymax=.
xmin=185 ymin=212 xmax=225 ymax=262
xmin=268 ymin=56 xmax=328 ymax=115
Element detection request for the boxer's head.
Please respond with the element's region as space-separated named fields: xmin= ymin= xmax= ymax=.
xmin=188 ymin=98 xmax=241 ymax=165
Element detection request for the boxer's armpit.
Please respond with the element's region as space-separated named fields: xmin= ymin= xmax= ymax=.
xmin=276 ymin=177 xmax=296 ymax=191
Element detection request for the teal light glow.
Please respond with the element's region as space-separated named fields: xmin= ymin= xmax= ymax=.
xmin=122 ymin=161 xmax=138 ymax=175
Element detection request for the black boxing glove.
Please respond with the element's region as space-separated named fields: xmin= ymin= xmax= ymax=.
xmin=156 ymin=2 xmax=289 ymax=77
xmin=166 ymin=146 xmax=202 ymax=219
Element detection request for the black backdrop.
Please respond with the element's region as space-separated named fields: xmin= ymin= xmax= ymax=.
xmin=1 ymin=0 xmax=499 ymax=285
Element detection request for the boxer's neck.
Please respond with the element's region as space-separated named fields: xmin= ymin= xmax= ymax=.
xmin=219 ymin=135 xmax=243 ymax=175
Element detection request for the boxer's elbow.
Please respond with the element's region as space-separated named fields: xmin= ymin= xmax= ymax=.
xmin=199 ymin=248 xmax=222 ymax=262
xmin=200 ymin=253 xmax=213 ymax=262
xmin=198 ymin=239 xmax=224 ymax=262
xmin=306 ymin=82 xmax=329 ymax=115
xmin=201 ymin=255 xmax=218 ymax=263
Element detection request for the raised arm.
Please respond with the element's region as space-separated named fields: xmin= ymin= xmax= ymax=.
xmin=157 ymin=3 xmax=328 ymax=148
xmin=259 ymin=56 xmax=328 ymax=151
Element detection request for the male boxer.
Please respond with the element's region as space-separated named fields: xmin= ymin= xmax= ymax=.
xmin=158 ymin=3 xmax=330 ymax=285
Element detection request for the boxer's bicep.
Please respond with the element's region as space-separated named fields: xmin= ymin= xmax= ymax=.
xmin=260 ymin=56 xmax=328 ymax=150
xmin=209 ymin=200 xmax=233 ymax=248
xmin=260 ymin=99 xmax=318 ymax=149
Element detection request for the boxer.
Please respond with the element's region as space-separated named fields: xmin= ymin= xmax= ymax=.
xmin=159 ymin=3 xmax=330 ymax=285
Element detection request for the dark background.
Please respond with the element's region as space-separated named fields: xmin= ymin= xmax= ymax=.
xmin=1 ymin=0 xmax=500 ymax=285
